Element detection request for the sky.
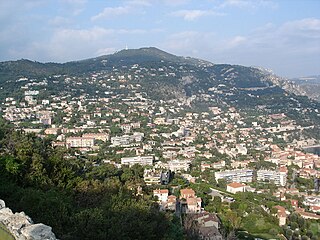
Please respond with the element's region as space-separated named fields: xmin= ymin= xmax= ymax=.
xmin=0 ymin=0 xmax=319 ymax=78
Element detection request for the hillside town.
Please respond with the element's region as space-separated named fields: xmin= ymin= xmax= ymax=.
xmin=0 ymin=62 xmax=320 ymax=239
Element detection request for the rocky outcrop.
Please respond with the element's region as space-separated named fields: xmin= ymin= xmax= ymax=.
xmin=0 ymin=199 xmax=57 ymax=240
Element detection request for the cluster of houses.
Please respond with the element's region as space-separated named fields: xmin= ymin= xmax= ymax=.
xmin=153 ymin=188 xmax=223 ymax=239
xmin=1 ymin=64 xmax=319 ymax=237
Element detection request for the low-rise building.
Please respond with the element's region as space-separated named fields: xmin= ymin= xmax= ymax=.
xmin=257 ymin=168 xmax=287 ymax=187
xmin=186 ymin=197 xmax=202 ymax=213
xmin=121 ymin=155 xmax=154 ymax=166
xmin=273 ymin=206 xmax=287 ymax=226
xmin=153 ymin=189 xmax=169 ymax=203
xmin=82 ymin=133 xmax=109 ymax=142
xmin=66 ymin=137 xmax=94 ymax=148
xmin=215 ymin=169 xmax=253 ymax=183
xmin=144 ymin=169 xmax=161 ymax=185
xmin=226 ymin=182 xmax=246 ymax=194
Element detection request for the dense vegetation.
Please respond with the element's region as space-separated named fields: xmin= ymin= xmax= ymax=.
xmin=0 ymin=118 xmax=183 ymax=240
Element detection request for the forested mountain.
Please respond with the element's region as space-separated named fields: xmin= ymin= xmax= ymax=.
xmin=0 ymin=47 xmax=318 ymax=110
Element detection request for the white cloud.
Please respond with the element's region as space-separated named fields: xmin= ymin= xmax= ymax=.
xmin=218 ymin=0 xmax=277 ymax=9
xmin=160 ymin=18 xmax=320 ymax=76
xmin=49 ymin=16 xmax=72 ymax=27
xmin=5 ymin=26 xmax=149 ymax=62
xmin=280 ymin=18 xmax=320 ymax=37
xmin=59 ymin=0 xmax=87 ymax=15
xmin=91 ymin=0 xmax=152 ymax=21
xmin=91 ymin=6 xmax=130 ymax=21
xmin=161 ymin=0 xmax=189 ymax=6
xmin=227 ymin=36 xmax=247 ymax=48
xmin=171 ymin=9 xmax=224 ymax=21
xmin=126 ymin=0 xmax=152 ymax=6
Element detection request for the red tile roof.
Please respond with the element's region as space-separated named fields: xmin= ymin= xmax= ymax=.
xmin=227 ymin=182 xmax=245 ymax=188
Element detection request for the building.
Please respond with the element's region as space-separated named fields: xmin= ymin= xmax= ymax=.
xmin=186 ymin=197 xmax=202 ymax=213
xmin=226 ymin=182 xmax=246 ymax=194
xmin=153 ymin=189 xmax=169 ymax=203
xmin=66 ymin=137 xmax=94 ymax=148
xmin=166 ymin=195 xmax=177 ymax=211
xmin=44 ymin=128 xmax=59 ymax=135
xmin=214 ymin=169 xmax=253 ymax=183
xmin=257 ymin=168 xmax=287 ymax=186
xmin=160 ymin=170 xmax=171 ymax=185
xmin=121 ymin=155 xmax=154 ymax=166
xmin=144 ymin=169 xmax=161 ymax=185
xmin=111 ymin=133 xmax=144 ymax=146
xmin=180 ymin=188 xmax=202 ymax=214
xmin=156 ymin=159 xmax=191 ymax=172
xmin=273 ymin=206 xmax=287 ymax=226
xmin=181 ymin=188 xmax=196 ymax=199
xmin=167 ymin=159 xmax=190 ymax=172
xmin=82 ymin=133 xmax=109 ymax=142
xmin=185 ymin=212 xmax=222 ymax=240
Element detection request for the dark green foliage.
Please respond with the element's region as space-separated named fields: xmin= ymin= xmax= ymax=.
xmin=0 ymin=120 xmax=183 ymax=240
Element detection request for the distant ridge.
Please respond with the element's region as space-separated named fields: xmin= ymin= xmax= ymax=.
xmin=0 ymin=46 xmax=314 ymax=101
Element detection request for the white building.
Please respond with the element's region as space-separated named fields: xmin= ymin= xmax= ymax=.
xmin=215 ymin=169 xmax=253 ymax=183
xmin=227 ymin=182 xmax=246 ymax=194
xmin=257 ymin=168 xmax=287 ymax=186
xmin=153 ymin=189 xmax=169 ymax=203
xmin=144 ymin=169 xmax=161 ymax=185
xmin=156 ymin=159 xmax=191 ymax=172
xmin=66 ymin=137 xmax=94 ymax=148
xmin=121 ymin=155 xmax=154 ymax=166
xmin=111 ymin=132 xmax=144 ymax=146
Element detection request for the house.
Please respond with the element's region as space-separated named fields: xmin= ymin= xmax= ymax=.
xmin=121 ymin=155 xmax=154 ymax=166
xmin=296 ymin=208 xmax=320 ymax=220
xmin=166 ymin=195 xmax=177 ymax=211
xmin=226 ymin=182 xmax=246 ymax=194
xmin=153 ymin=189 xmax=169 ymax=203
xmin=215 ymin=169 xmax=253 ymax=183
xmin=44 ymin=128 xmax=59 ymax=135
xmin=257 ymin=168 xmax=287 ymax=186
xmin=66 ymin=137 xmax=94 ymax=148
xmin=82 ymin=133 xmax=109 ymax=142
xmin=196 ymin=212 xmax=220 ymax=230
xmin=181 ymin=188 xmax=196 ymax=199
xmin=186 ymin=197 xmax=202 ymax=213
xmin=144 ymin=169 xmax=161 ymax=185
xmin=185 ymin=212 xmax=222 ymax=240
xmin=273 ymin=206 xmax=287 ymax=226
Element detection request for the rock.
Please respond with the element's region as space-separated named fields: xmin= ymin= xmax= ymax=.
xmin=5 ymin=212 xmax=33 ymax=232
xmin=21 ymin=224 xmax=57 ymax=240
xmin=0 ymin=199 xmax=57 ymax=240
xmin=0 ymin=199 xmax=5 ymax=209
xmin=0 ymin=207 xmax=13 ymax=221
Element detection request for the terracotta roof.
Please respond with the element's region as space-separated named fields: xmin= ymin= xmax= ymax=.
xmin=297 ymin=211 xmax=320 ymax=219
xmin=187 ymin=197 xmax=202 ymax=205
xmin=279 ymin=166 xmax=288 ymax=173
xmin=180 ymin=188 xmax=195 ymax=195
xmin=227 ymin=182 xmax=245 ymax=188
xmin=274 ymin=205 xmax=286 ymax=213
xmin=167 ymin=195 xmax=176 ymax=203
xmin=153 ymin=189 xmax=169 ymax=194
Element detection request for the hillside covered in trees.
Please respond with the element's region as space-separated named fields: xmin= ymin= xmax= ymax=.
xmin=0 ymin=118 xmax=183 ymax=240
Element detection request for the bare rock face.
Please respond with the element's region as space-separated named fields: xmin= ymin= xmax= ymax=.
xmin=21 ymin=224 xmax=56 ymax=240
xmin=0 ymin=199 xmax=5 ymax=209
xmin=0 ymin=199 xmax=58 ymax=240
xmin=0 ymin=207 xmax=13 ymax=221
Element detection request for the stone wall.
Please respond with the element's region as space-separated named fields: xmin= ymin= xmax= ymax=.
xmin=0 ymin=199 xmax=57 ymax=240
